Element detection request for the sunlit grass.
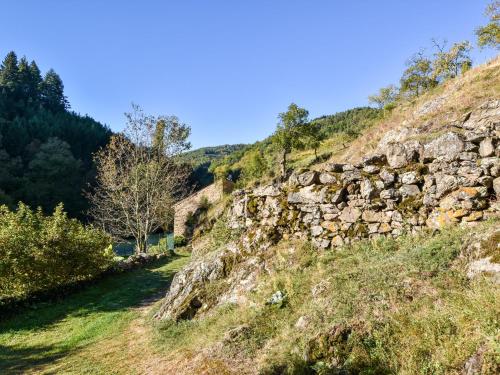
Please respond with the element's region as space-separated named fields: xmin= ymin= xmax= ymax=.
xmin=0 ymin=255 xmax=189 ymax=374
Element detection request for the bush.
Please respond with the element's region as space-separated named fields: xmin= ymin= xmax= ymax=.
xmin=174 ymin=235 xmax=187 ymax=247
xmin=0 ymin=203 xmax=113 ymax=303
xmin=148 ymin=237 xmax=172 ymax=255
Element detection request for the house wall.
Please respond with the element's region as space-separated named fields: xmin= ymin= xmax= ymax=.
xmin=173 ymin=179 xmax=234 ymax=237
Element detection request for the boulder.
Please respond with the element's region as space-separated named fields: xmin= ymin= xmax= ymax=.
xmin=400 ymin=171 xmax=419 ymax=185
xmin=435 ymin=173 xmax=458 ymax=198
xmin=399 ymin=184 xmax=420 ymax=198
xmin=361 ymin=153 xmax=386 ymax=166
xmin=312 ymin=238 xmax=330 ymax=249
xmin=380 ymin=188 xmax=399 ymax=200
xmin=363 ymin=165 xmax=380 ymax=174
xmin=318 ymin=172 xmax=337 ymax=185
xmin=324 ymin=163 xmax=345 ymax=173
xmin=339 ymin=207 xmax=361 ymax=223
xmin=362 ymin=210 xmax=390 ymax=223
xmin=253 ymin=184 xmax=281 ymax=197
xmin=426 ymin=210 xmax=458 ymax=229
xmin=310 ymin=225 xmax=324 ymax=237
xmin=479 ymin=137 xmax=495 ymax=157
xmin=341 ymin=169 xmax=362 ymax=183
xmin=288 ymin=185 xmax=327 ymax=204
xmin=379 ymin=168 xmax=396 ymax=185
xmin=331 ymin=187 xmax=347 ymax=204
xmin=385 ymin=140 xmax=422 ymax=169
xmin=154 ymin=248 xmax=232 ymax=321
xmin=296 ymin=171 xmax=318 ymax=186
xmin=360 ymin=179 xmax=376 ymax=200
xmin=423 ymin=132 xmax=464 ymax=162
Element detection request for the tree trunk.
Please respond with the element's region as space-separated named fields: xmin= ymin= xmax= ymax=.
xmin=280 ymin=150 xmax=287 ymax=180
xmin=135 ymin=235 xmax=147 ymax=254
xmin=314 ymin=148 xmax=318 ymax=161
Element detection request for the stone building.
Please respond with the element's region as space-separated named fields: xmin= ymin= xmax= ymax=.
xmin=173 ymin=179 xmax=234 ymax=237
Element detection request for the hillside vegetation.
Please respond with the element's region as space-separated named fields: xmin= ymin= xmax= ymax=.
xmin=0 ymin=51 xmax=112 ymax=218
xmin=151 ymin=221 xmax=499 ymax=375
xmin=150 ymin=55 xmax=500 ymax=374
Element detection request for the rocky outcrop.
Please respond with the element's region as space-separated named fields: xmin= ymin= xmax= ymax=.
xmin=156 ymin=100 xmax=500 ymax=321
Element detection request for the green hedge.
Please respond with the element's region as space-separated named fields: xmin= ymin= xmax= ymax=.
xmin=0 ymin=203 xmax=113 ymax=303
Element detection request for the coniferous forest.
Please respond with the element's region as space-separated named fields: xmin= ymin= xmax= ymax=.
xmin=0 ymin=51 xmax=112 ymax=219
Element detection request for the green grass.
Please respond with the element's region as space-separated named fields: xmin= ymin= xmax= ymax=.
xmin=152 ymin=222 xmax=500 ymax=374
xmin=0 ymin=254 xmax=189 ymax=374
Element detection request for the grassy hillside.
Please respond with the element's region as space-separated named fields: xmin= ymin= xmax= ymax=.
xmin=151 ymin=221 xmax=500 ymax=374
xmin=205 ymin=107 xmax=381 ymax=189
xmin=1 ymin=224 xmax=497 ymax=374
xmin=337 ymin=56 xmax=500 ymax=164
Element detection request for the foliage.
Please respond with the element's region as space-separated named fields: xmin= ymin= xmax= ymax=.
xmin=180 ymin=144 xmax=247 ymax=189
xmin=301 ymin=120 xmax=326 ymax=160
xmin=204 ymin=107 xmax=380 ymax=187
xmin=0 ymin=203 xmax=112 ymax=303
xmin=400 ymin=51 xmax=437 ymax=98
xmin=174 ymin=235 xmax=187 ymax=247
xmin=432 ymin=40 xmax=473 ymax=81
xmin=0 ymin=51 xmax=112 ymax=218
xmin=312 ymin=107 xmax=381 ymax=137
xmin=368 ymin=84 xmax=398 ymax=109
xmin=476 ymin=1 xmax=500 ymax=49
xmin=272 ymin=103 xmax=309 ymax=177
xmin=89 ymin=104 xmax=191 ymax=254
xmin=148 ymin=237 xmax=171 ymax=255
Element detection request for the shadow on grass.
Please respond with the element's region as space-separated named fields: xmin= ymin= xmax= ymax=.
xmin=0 ymin=343 xmax=69 ymax=374
xmin=0 ymin=254 xmax=188 ymax=373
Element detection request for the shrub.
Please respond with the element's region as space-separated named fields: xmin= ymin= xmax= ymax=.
xmin=0 ymin=203 xmax=113 ymax=303
xmin=148 ymin=237 xmax=172 ymax=255
xmin=174 ymin=235 xmax=187 ymax=247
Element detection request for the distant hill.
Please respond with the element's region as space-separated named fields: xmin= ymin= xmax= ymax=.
xmin=180 ymin=144 xmax=248 ymax=189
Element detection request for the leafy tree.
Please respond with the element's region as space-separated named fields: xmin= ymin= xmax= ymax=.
xmin=432 ymin=40 xmax=472 ymax=81
xmin=400 ymin=51 xmax=436 ymax=98
xmin=242 ymin=149 xmax=267 ymax=179
xmin=476 ymin=1 xmax=500 ymax=49
xmin=302 ymin=120 xmax=325 ymax=160
xmin=368 ymin=85 xmax=398 ymax=109
xmin=24 ymin=137 xmax=83 ymax=215
xmin=272 ymin=103 xmax=308 ymax=178
xmin=89 ymin=105 xmax=191 ymax=254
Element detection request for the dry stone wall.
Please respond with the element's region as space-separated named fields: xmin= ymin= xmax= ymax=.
xmin=155 ymin=100 xmax=499 ymax=322
xmin=228 ymin=100 xmax=500 ymax=249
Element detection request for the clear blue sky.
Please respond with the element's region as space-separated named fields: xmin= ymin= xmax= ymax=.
xmin=1 ymin=0 xmax=497 ymax=149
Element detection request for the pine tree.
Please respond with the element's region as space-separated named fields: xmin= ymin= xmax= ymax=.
xmin=0 ymin=51 xmax=19 ymax=89
xmin=28 ymin=61 xmax=43 ymax=104
xmin=41 ymin=69 xmax=68 ymax=112
xmin=18 ymin=57 xmax=32 ymax=98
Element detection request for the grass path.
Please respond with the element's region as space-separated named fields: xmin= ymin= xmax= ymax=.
xmin=0 ymin=255 xmax=190 ymax=374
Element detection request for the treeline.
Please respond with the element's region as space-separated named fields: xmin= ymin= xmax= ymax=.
xmin=0 ymin=51 xmax=112 ymax=218
xmin=180 ymin=144 xmax=247 ymax=189
xmin=206 ymin=107 xmax=380 ymax=185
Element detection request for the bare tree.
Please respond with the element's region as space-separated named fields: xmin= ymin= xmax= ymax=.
xmin=89 ymin=104 xmax=191 ymax=254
